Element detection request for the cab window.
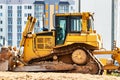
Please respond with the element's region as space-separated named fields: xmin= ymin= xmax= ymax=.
xmin=70 ymin=17 xmax=81 ymax=32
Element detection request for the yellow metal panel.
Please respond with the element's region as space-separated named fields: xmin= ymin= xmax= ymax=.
xmin=45 ymin=4 xmax=48 ymax=10
xmin=45 ymin=12 xmax=48 ymax=18
xmin=29 ymin=17 xmax=37 ymax=32
xmin=23 ymin=38 xmax=38 ymax=62
xmin=55 ymin=13 xmax=82 ymax=16
xmin=45 ymin=20 xmax=48 ymax=26
xmin=55 ymin=4 xmax=58 ymax=11
xmin=81 ymin=20 xmax=87 ymax=32
xmin=85 ymin=42 xmax=99 ymax=48
xmin=87 ymin=34 xmax=99 ymax=41
xmin=99 ymin=58 xmax=107 ymax=66
xmin=104 ymin=64 xmax=119 ymax=70
xmin=64 ymin=33 xmax=101 ymax=49
xmin=66 ymin=35 xmax=86 ymax=42
xmin=65 ymin=33 xmax=87 ymax=42
xmin=81 ymin=13 xmax=90 ymax=33
xmin=23 ymin=36 xmax=55 ymax=62
xmin=113 ymin=53 xmax=120 ymax=64
xmin=93 ymin=51 xmax=114 ymax=55
xmin=36 ymin=36 xmax=55 ymax=50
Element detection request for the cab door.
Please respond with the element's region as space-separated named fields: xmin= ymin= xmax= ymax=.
xmin=55 ymin=17 xmax=67 ymax=45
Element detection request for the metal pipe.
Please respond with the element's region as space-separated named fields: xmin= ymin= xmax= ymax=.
xmin=111 ymin=0 xmax=114 ymax=50
xmin=78 ymin=0 xmax=81 ymax=12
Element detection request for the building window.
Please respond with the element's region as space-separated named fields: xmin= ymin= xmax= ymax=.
xmin=8 ymin=40 xmax=12 ymax=46
xmin=17 ymin=18 xmax=22 ymax=21
xmin=17 ymin=6 xmax=22 ymax=10
xmin=17 ymin=6 xmax=22 ymax=18
xmin=0 ymin=13 xmax=2 ymax=16
xmin=17 ymin=26 xmax=22 ymax=32
xmin=24 ymin=21 xmax=27 ymax=24
xmin=35 ymin=4 xmax=44 ymax=13
xmin=24 ymin=13 xmax=27 ymax=17
xmin=17 ymin=21 xmax=21 ymax=25
xmin=24 ymin=13 xmax=32 ymax=17
xmin=0 ymin=21 xmax=2 ymax=24
xmin=17 ymin=10 xmax=22 ymax=14
xmin=59 ymin=5 xmax=69 ymax=13
xmin=8 ymin=21 xmax=12 ymax=25
xmin=8 ymin=13 xmax=12 ymax=17
xmin=8 ymin=6 xmax=12 ymax=10
xmin=8 ymin=33 xmax=12 ymax=40
xmin=0 ymin=28 xmax=3 ymax=32
xmin=24 ymin=5 xmax=32 ymax=9
xmin=28 ymin=13 xmax=31 ymax=16
xmin=8 ymin=18 xmax=12 ymax=21
xmin=8 ymin=25 xmax=12 ymax=33
xmin=17 ymin=13 xmax=21 ymax=17
xmin=17 ymin=41 xmax=20 ymax=47
xmin=0 ymin=5 xmax=2 ymax=9
xmin=24 ymin=6 xmax=27 ymax=9
xmin=34 ymin=4 xmax=44 ymax=32
xmin=17 ymin=33 xmax=21 ymax=40
xmin=0 ymin=36 xmax=2 ymax=39
xmin=28 ymin=6 xmax=32 ymax=9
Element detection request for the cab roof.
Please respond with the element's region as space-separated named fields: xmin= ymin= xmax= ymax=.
xmin=55 ymin=12 xmax=91 ymax=17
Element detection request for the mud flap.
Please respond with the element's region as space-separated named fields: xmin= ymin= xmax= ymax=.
xmin=0 ymin=60 xmax=8 ymax=71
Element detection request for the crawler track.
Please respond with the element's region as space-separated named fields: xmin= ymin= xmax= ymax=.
xmin=29 ymin=43 xmax=103 ymax=74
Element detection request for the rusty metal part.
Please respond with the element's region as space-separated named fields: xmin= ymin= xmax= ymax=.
xmin=0 ymin=47 xmax=12 ymax=61
xmin=28 ymin=43 xmax=103 ymax=74
xmin=72 ymin=49 xmax=87 ymax=64
xmin=13 ymin=61 xmax=74 ymax=72
xmin=103 ymin=64 xmax=119 ymax=70
xmin=0 ymin=47 xmax=13 ymax=71
xmin=58 ymin=54 xmax=73 ymax=64
xmin=53 ymin=55 xmax=58 ymax=61
xmin=0 ymin=60 xmax=8 ymax=71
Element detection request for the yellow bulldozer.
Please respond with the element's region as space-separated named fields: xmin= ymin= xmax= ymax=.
xmin=1 ymin=12 xmax=120 ymax=74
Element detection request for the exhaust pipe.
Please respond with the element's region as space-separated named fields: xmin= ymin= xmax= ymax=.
xmin=78 ymin=0 xmax=81 ymax=12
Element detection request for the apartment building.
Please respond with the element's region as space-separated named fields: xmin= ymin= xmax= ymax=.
xmin=0 ymin=1 xmax=7 ymax=47
xmin=0 ymin=0 xmax=34 ymax=47
xmin=0 ymin=0 xmax=75 ymax=47
xmin=34 ymin=0 xmax=75 ymax=32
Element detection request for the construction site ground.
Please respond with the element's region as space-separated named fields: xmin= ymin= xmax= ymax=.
xmin=0 ymin=71 xmax=120 ymax=80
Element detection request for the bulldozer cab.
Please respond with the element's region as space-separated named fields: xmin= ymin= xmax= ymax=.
xmin=19 ymin=12 xmax=99 ymax=63
xmin=54 ymin=12 xmax=94 ymax=45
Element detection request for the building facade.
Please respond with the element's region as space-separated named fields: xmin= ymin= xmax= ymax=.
xmin=0 ymin=0 xmax=75 ymax=47
xmin=34 ymin=0 xmax=75 ymax=33
xmin=114 ymin=0 xmax=120 ymax=48
xmin=0 ymin=2 xmax=7 ymax=47
xmin=0 ymin=0 xmax=35 ymax=47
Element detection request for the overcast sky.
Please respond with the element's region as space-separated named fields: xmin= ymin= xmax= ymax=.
xmin=79 ymin=0 xmax=112 ymax=50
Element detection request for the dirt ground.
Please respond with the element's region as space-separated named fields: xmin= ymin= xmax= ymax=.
xmin=0 ymin=72 xmax=120 ymax=80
